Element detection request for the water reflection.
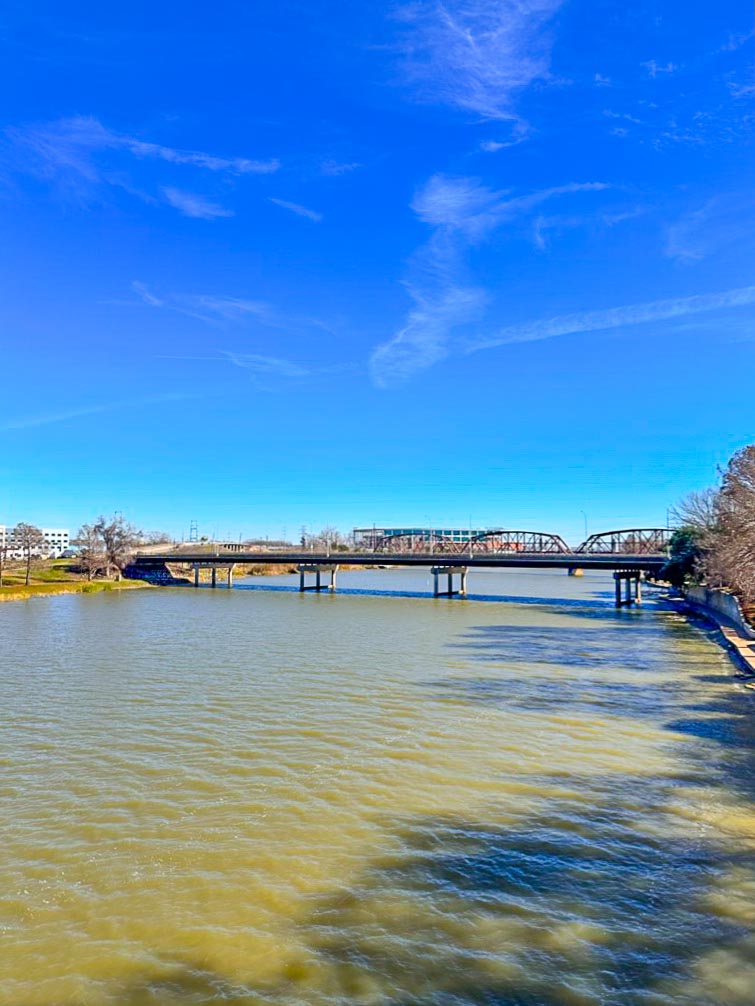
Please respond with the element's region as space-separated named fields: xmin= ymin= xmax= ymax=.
xmin=0 ymin=570 xmax=753 ymax=1006
xmin=235 ymin=582 xmax=613 ymax=609
xmin=65 ymin=790 xmax=752 ymax=1006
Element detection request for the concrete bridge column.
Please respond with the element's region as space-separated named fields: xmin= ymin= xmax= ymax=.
xmin=297 ymin=565 xmax=338 ymax=593
xmin=194 ymin=565 xmax=200 ymax=588
xmin=211 ymin=568 xmax=217 ymax=588
xmin=614 ymin=571 xmax=642 ymax=608
xmin=432 ymin=567 xmax=468 ymax=598
xmin=227 ymin=565 xmax=234 ymax=589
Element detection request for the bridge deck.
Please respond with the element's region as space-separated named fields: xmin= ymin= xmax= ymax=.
xmin=137 ymin=551 xmax=666 ymax=572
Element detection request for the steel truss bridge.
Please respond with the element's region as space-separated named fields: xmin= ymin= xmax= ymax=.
xmin=352 ymin=527 xmax=672 ymax=558
xmin=133 ymin=528 xmax=673 ymax=606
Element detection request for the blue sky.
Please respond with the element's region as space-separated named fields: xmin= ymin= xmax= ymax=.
xmin=1 ymin=1 xmax=753 ymax=543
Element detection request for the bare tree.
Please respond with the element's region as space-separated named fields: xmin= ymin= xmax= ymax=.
xmin=144 ymin=530 xmax=173 ymax=545
xmin=312 ymin=525 xmax=347 ymax=552
xmin=674 ymin=446 xmax=755 ymax=604
xmin=13 ymin=523 xmax=47 ymax=586
xmin=0 ymin=539 xmax=9 ymax=587
xmin=670 ymin=487 xmax=719 ymax=537
xmin=74 ymin=523 xmax=106 ymax=581
xmin=94 ymin=514 xmax=141 ymax=580
xmin=714 ymin=445 xmax=755 ymax=602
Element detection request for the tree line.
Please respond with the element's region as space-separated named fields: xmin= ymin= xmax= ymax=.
xmin=0 ymin=515 xmax=165 ymax=587
xmin=665 ymin=443 xmax=755 ymax=606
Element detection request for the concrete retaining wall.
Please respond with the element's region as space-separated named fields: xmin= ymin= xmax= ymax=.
xmin=685 ymin=586 xmax=755 ymax=640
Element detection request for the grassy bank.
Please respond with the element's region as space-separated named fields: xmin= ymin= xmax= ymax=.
xmin=0 ymin=559 xmax=150 ymax=602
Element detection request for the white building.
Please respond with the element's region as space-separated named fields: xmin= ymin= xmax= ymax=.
xmin=0 ymin=526 xmax=70 ymax=559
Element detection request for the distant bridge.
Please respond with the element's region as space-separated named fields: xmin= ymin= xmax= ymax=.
xmin=131 ymin=528 xmax=672 ymax=608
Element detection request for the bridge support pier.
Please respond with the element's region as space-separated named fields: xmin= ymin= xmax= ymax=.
xmin=431 ymin=567 xmax=468 ymax=598
xmin=614 ymin=571 xmax=642 ymax=608
xmin=192 ymin=564 xmax=235 ymax=588
xmin=298 ymin=565 xmax=338 ymax=593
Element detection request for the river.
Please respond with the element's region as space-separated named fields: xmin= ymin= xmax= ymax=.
xmin=1 ymin=568 xmax=753 ymax=1005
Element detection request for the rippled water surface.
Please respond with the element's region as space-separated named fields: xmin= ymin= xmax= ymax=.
xmin=1 ymin=569 xmax=754 ymax=1005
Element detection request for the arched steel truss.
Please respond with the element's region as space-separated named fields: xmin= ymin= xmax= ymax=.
xmin=372 ymin=529 xmax=570 ymax=554
xmin=470 ymin=530 xmax=571 ymax=554
xmin=575 ymin=528 xmax=672 ymax=554
xmin=371 ymin=532 xmax=465 ymax=554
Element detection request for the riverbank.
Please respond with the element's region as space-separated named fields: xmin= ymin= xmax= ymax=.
xmin=0 ymin=580 xmax=151 ymax=602
xmin=679 ymin=586 xmax=755 ymax=678
xmin=0 ymin=559 xmax=151 ymax=602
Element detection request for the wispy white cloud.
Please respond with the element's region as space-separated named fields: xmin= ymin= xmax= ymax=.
xmin=718 ymin=30 xmax=754 ymax=52
xmin=156 ymin=350 xmax=332 ymax=387
xmin=478 ymin=138 xmax=524 ymax=153
xmin=412 ymin=174 xmax=608 ymax=240
xmin=601 ymin=206 xmax=646 ymax=227
xmin=465 ymin=285 xmax=755 ymax=353
xmin=642 ymin=60 xmax=678 ymax=78
xmin=370 ymin=225 xmax=490 ymax=387
xmin=320 ymin=159 xmax=361 ymax=176
xmin=531 ymin=213 xmax=585 ymax=249
xmin=7 ymin=115 xmax=279 ymax=178
xmin=4 ymin=115 xmax=279 ymax=216
xmin=664 ymin=194 xmax=755 ymax=263
xmin=133 ymin=282 xmax=280 ymax=327
xmin=188 ymin=296 xmax=279 ymax=324
xmin=131 ymin=281 xmax=332 ymax=335
xmin=370 ymin=174 xmax=610 ymax=386
xmin=533 ymin=203 xmax=645 ymax=248
xmin=131 ymin=281 xmax=164 ymax=307
xmin=220 ymin=351 xmax=311 ymax=379
xmin=728 ymin=80 xmax=755 ymax=99
xmin=1 ymin=393 xmax=195 ymax=432
xmin=161 ymin=186 xmax=233 ymax=219
xmin=2 ymin=403 xmax=114 ymax=431
xmin=603 ymin=109 xmax=646 ymax=126
xmin=269 ymin=197 xmax=323 ymax=222
xmin=370 ymin=279 xmax=489 ymax=388
xmin=394 ymin=0 xmax=565 ymax=121
xmin=664 ymin=205 xmax=710 ymax=262
xmin=120 ymin=136 xmax=278 ymax=175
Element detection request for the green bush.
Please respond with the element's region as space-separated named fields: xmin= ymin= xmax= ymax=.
xmin=661 ymin=528 xmax=702 ymax=588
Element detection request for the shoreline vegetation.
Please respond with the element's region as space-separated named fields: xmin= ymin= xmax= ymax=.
xmin=0 ymin=559 xmax=151 ymax=602
xmin=0 ymin=558 xmax=380 ymax=600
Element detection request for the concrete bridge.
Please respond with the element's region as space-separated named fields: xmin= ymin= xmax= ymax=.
xmin=130 ymin=528 xmax=672 ymax=608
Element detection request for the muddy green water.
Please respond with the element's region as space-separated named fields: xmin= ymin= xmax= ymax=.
xmin=1 ymin=569 xmax=753 ymax=1005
